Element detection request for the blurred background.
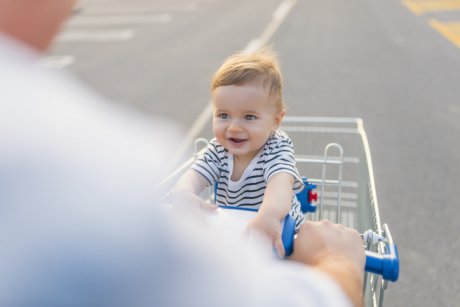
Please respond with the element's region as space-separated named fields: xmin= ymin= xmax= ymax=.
xmin=46 ymin=0 xmax=460 ymax=306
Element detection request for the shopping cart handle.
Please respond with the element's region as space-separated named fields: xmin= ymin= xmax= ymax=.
xmin=281 ymin=214 xmax=296 ymax=256
xmin=364 ymin=249 xmax=399 ymax=282
xmin=281 ymin=218 xmax=399 ymax=282
xmin=363 ymin=224 xmax=399 ymax=282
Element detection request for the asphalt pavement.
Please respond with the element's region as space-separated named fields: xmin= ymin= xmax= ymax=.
xmin=49 ymin=0 xmax=460 ymax=306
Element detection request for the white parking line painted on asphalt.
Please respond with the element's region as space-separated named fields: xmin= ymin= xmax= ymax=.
xmin=245 ymin=0 xmax=297 ymax=53
xmin=57 ymin=30 xmax=135 ymax=42
xmin=177 ymin=0 xmax=298 ymax=157
xmin=37 ymin=55 xmax=76 ymax=68
xmin=66 ymin=14 xmax=172 ymax=26
xmin=79 ymin=3 xmax=197 ymax=15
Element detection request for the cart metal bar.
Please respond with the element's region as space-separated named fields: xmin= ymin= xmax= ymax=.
xmin=296 ymin=155 xmax=360 ymax=164
xmin=283 ymin=116 xmax=362 ymax=124
xmin=157 ymin=155 xmax=194 ymax=189
xmin=283 ymin=126 xmax=360 ymax=134
xmin=318 ymin=143 xmax=344 ymax=222
xmin=308 ymin=179 xmax=358 ymax=188
xmin=296 ymin=158 xmax=343 ymax=165
xmin=356 ymin=119 xmax=383 ymax=236
xmin=157 ymin=138 xmax=209 ymax=193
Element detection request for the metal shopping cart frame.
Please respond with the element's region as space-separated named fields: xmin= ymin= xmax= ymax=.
xmin=281 ymin=116 xmax=396 ymax=307
xmin=159 ymin=116 xmax=398 ymax=307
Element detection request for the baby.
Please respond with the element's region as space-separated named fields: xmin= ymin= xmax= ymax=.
xmin=172 ymin=48 xmax=305 ymax=256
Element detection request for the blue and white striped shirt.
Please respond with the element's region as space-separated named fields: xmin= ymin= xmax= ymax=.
xmin=191 ymin=130 xmax=305 ymax=228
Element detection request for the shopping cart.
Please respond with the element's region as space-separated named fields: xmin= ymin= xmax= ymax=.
xmin=160 ymin=116 xmax=399 ymax=307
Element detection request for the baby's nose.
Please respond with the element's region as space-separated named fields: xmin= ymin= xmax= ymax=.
xmin=228 ymin=120 xmax=243 ymax=131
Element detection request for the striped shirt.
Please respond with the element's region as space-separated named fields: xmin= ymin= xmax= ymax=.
xmin=191 ymin=129 xmax=305 ymax=228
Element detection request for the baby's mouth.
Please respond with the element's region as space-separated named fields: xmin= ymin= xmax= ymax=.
xmin=229 ymin=137 xmax=247 ymax=143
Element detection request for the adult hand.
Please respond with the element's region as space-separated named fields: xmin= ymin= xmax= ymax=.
xmin=290 ymin=220 xmax=365 ymax=307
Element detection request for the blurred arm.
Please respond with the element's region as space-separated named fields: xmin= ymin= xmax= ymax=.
xmin=171 ymin=169 xmax=216 ymax=210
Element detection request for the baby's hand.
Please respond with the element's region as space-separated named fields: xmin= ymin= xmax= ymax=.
xmin=170 ymin=190 xmax=217 ymax=225
xmin=246 ymin=213 xmax=285 ymax=257
xmin=171 ymin=189 xmax=217 ymax=211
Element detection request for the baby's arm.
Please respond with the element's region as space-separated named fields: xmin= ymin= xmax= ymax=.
xmin=247 ymin=172 xmax=294 ymax=257
xmin=171 ymin=169 xmax=217 ymax=210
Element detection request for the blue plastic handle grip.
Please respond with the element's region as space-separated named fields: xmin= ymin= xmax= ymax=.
xmin=281 ymin=218 xmax=399 ymax=282
xmin=363 ymin=224 xmax=399 ymax=282
xmin=281 ymin=215 xmax=296 ymax=256
xmin=364 ymin=248 xmax=399 ymax=282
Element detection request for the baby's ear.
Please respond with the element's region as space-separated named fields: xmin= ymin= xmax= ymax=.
xmin=274 ymin=109 xmax=286 ymax=128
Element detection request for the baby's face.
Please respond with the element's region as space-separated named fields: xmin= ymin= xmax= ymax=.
xmin=212 ymin=83 xmax=284 ymax=162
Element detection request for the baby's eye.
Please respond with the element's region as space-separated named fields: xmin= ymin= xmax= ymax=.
xmin=244 ymin=114 xmax=257 ymax=121
xmin=218 ymin=113 xmax=229 ymax=120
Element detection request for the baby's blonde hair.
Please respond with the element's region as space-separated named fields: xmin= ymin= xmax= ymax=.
xmin=211 ymin=47 xmax=285 ymax=111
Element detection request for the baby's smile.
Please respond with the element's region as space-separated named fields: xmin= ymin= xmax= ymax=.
xmin=228 ymin=137 xmax=247 ymax=143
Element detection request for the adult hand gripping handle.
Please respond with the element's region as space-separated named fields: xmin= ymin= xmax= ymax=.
xmin=281 ymin=215 xmax=399 ymax=282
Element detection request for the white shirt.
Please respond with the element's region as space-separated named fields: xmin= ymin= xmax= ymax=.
xmin=0 ymin=33 xmax=352 ymax=307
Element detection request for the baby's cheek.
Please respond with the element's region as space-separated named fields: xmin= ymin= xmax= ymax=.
xmin=213 ymin=126 xmax=226 ymax=141
xmin=252 ymin=127 xmax=271 ymax=138
xmin=212 ymin=121 xmax=221 ymax=133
